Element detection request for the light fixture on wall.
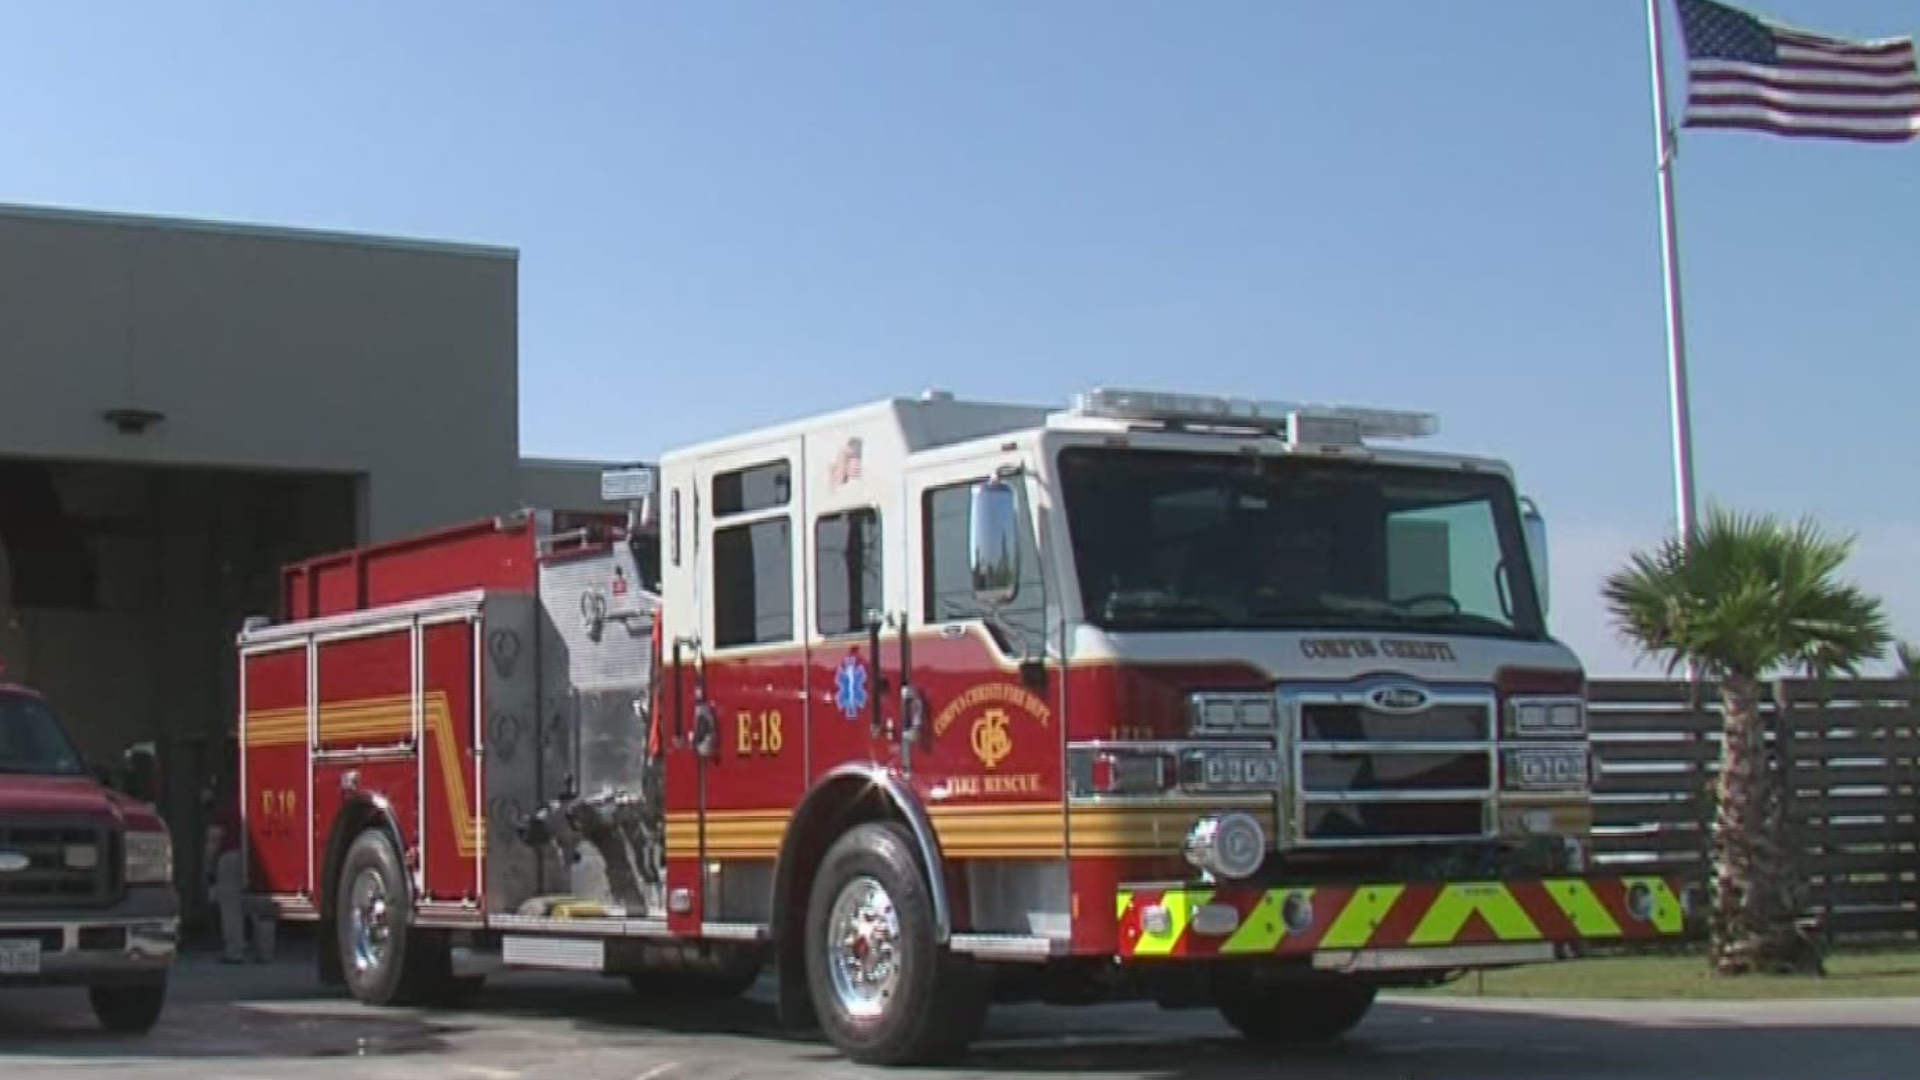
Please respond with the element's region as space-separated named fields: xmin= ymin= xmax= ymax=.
xmin=101 ymin=408 xmax=166 ymax=435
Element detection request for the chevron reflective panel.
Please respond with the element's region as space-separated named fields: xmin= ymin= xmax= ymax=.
xmin=1115 ymin=876 xmax=1685 ymax=959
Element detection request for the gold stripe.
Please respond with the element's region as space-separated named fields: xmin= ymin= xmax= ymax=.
xmin=245 ymin=690 xmax=482 ymax=858
xmin=1070 ymin=807 xmax=1278 ymax=855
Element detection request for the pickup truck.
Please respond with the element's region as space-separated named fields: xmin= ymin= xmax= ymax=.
xmin=1 ymin=681 xmax=179 ymax=1032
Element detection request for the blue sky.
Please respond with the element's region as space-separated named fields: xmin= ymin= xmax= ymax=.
xmin=2 ymin=1 xmax=1914 ymax=673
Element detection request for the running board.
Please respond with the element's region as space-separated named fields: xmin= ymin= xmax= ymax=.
xmin=1312 ymin=942 xmax=1559 ymax=972
xmin=948 ymin=934 xmax=1063 ymax=963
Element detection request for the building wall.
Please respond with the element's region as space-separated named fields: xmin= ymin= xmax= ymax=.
xmin=0 ymin=204 xmax=521 ymax=540
xmin=520 ymin=457 xmax=651 ymax=516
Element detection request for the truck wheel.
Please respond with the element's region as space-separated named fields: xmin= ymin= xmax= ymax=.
xmin=90 ymin=979 xmax=167 ymax=1033
xmin=335 ymin=828 xmax=447 ymax=1006
xmin=803 ymin=822 xmax=986 ymax=1065
xmin=1214 ymin=976 xmax=1376 ymax=1045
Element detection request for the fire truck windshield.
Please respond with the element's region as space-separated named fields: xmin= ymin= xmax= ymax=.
xmin=0 ymin=692 xmax=88 ymax=776
xmin=1058 ymin=447 xmax=1546 ymax=639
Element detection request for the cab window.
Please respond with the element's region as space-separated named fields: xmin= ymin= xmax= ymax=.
xmin=817 ymin=509 xmax=882 ymax=637
xmin=712 ymin=458 xmax=795 ymax=649
xmin=922 ymin=480 xmax=1045 ymax=648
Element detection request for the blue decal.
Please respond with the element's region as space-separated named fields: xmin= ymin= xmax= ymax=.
xmin=835 ymin=654 xmax=869 ymax=719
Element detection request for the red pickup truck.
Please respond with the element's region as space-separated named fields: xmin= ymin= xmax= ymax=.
xmin=1 ymin=681 xmax=179 ymax=1032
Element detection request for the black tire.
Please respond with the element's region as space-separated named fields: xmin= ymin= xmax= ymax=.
xmin=334 ymin=828 xmax=449 ymax=1006
xmin=1214 ymin=976 xmax=1376 ymax=1045
xmin=90 ymin=979 xmax=167 ymax=1033
xmin=803 ymin=822 xmax=987 ymax=1065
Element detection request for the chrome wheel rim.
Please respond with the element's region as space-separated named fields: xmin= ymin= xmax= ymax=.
xmin=826 ymin=875 xmax=901 ymax=1020
xmin=348 ymin=865 xmax=392 ymax=974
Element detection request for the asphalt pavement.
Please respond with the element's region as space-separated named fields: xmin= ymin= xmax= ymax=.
xmin=1 ymin=944 xmax=1914 ymax=1079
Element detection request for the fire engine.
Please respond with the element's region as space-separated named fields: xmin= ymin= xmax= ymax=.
xmin=239 ymin=387 xmax=1688 ymax=1064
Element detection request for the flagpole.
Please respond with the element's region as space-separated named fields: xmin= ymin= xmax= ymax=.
xmin=1646 ymin=0 xmax=1699 ymax=545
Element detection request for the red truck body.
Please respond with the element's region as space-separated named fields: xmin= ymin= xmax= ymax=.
xmin=0 ymin=682 xmax=179 ymax=1033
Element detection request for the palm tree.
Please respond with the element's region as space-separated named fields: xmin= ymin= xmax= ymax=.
xmin=1603 ymin=509 xmax=1889 ymax=976
xmin=1899 ymin=641 xmax=1918 ymax=680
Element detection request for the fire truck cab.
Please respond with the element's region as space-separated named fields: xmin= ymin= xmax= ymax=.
xmin=239 ymin=387 xmax=1687 ymax=1064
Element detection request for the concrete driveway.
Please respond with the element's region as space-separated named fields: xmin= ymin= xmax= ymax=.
xmin=1 ymin=948 xmax=1912 ymax=1079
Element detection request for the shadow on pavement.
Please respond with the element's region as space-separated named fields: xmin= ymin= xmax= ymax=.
xmin=2 ymin=944 xmax=1914 ymax=1079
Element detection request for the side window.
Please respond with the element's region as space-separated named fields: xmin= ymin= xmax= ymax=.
xmin=923 ymin=480 xmax=1045 ymax=647
xmin=817 ymin=509 xmax=882 ymax=637
xmin=713 ymin=461 xmax=790 ymax=516
xmin=713 ymin=518 xmax=793 ymax=647
xmin=711 ymin=458 xmax=794 ymax=649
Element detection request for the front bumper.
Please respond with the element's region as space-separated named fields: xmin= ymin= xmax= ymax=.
xmin=0 ymin=885 xmax=179 ymax=987
xmin=1117 ymin=875 xmax=1689 ymax=966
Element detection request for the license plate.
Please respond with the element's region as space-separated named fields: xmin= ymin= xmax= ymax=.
xmin=0 ymin=938 xmax=42 ymax=975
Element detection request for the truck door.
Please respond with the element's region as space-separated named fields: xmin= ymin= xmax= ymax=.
xmin=678 ymin=438 xmax=808 ymax=910
xmin=896 ymin=450 xmax=1065 ymax=861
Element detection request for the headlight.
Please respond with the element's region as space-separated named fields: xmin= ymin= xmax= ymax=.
xmin=1187 ymin=693 xmax=1278 ymax=736
xmin=1507 ymin=696 xmax=1586 ymax=737
xmin=1503 ymin=747 xmax=1590 ymax=793
xmin=124 ymin=830 xmax=174 ymax=885
xmin=1181 ymin=748 xmax=1281 ymax=792
xmin=1184 ymin=812 xmax=1267 ymax=880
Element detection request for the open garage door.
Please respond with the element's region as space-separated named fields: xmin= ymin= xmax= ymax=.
xmin=0 ymin=458 xmax=358 ymax=902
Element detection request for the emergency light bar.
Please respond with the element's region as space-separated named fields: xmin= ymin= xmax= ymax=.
xmin=1071 ymin=387 xmax=1438 ymax=441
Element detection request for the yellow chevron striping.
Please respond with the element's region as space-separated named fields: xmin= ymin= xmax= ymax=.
xmin=1132 ymin=888 xmax=1211 ymax=958
xmin=1546 ymin=878 xmax=1622 ymax=938
xmin=1221 ymin=888 xmax=1307 ymax=955
xmin=1622 ymin=875 xmax=1686 ymax=934
xmin=1320 ymin=885 xmax=1404 ymax=949
xmin=1409 ymin=883 xmax=1539 ymax=945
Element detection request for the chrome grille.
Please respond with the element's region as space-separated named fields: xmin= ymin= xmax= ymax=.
xmin=1285 ymin=686 xmax=1497 ymax=846
xmin=0 ymin=820 xmax=117 ymax=907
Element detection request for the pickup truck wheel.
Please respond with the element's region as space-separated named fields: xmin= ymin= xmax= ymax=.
xmin=336 ymin=828 xmax=447 ymax=1005
xmin=804 ymin=822 xmax=986 ymax=1065
xmin=90 ymin=979 xmax=167 ymax=1033
xmin=1214 ymin=976 xmax=1376 ymax=1045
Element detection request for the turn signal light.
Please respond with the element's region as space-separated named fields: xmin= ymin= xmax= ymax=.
xmin=1089 ymin=750 xmax=1173 ymax=795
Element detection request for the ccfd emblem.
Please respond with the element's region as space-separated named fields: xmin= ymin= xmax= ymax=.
xmin=970 ymin=708 xmax=1013 ymax=769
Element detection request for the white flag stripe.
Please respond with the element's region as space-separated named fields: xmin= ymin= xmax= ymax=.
xmin=1689 ymin=103 xmax=1920 ymax=134
xmin=1775 ymin=33 xmax=1914 ymax=57
xmin=1691 ymin=59 xmax=1920 ymax=91
xmin=1692 ymin=84 xmax=1920 ymax=111
xmin=1776 ymin=44 xmax=1917 ymax=73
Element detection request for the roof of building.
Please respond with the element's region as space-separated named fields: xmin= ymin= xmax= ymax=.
xmin=0 ymin=201 xmax=518 ymax=261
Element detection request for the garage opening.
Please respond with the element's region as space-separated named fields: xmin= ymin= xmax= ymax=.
xmin=0 ymin=458 xmax=358 ymax=897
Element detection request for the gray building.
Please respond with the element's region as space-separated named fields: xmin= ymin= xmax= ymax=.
xmin=0 ymin=204 xmax=621 ymax=892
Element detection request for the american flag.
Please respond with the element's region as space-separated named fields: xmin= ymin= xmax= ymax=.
xmin=1675 ymin=0 xmax=1920 ymax=142
xmin=829 ymin=437 xmax=864 ymax=487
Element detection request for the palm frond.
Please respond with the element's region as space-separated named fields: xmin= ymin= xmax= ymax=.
xmin=1603 ymin=506 xmax=1890 ymax=680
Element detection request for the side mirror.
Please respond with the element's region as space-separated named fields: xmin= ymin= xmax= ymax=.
xmin=1520 ymin=496 xmax=1550 ymax=616
xmin=969 ymin=478 xmax=1021 ymax=609
xmin=121 ymin=743 xmax=159 ymax=804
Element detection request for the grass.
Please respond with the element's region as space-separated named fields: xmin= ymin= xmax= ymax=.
xmin=1408 ymin=947 xmax=1920 ymax=1000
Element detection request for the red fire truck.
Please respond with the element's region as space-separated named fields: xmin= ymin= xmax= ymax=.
xmin=239 ymin=387 xmax=1688 ymax=1064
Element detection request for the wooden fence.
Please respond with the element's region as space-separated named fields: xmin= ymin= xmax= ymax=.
xmin=1588 ymin=678 xmax=1920 ymax=941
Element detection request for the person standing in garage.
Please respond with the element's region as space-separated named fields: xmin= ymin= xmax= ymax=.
xmin=205 ymin=742 xmax=274 ymax=965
